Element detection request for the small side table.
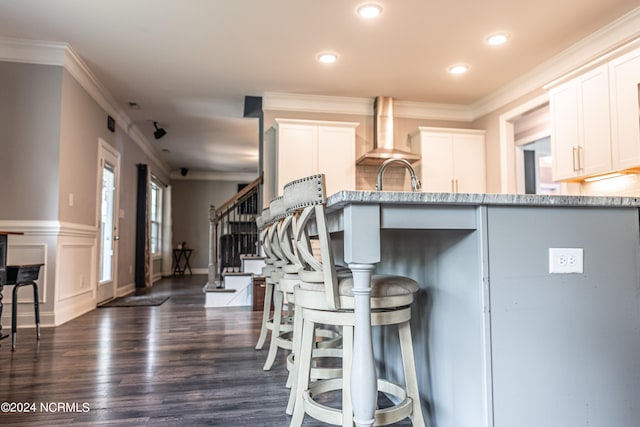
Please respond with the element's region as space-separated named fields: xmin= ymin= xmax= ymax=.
xmin=173 ymin=248 xmax=193 ymax=276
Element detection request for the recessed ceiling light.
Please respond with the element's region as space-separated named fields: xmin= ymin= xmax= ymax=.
xmin=318 ymin=52 xmax=338 ymax=64
xmin=448 ymin=64 xmax=469 ymax=75
xmin=357 ymin=4 xmax=382 ymax=19
xmin=486 ymin=32 xmax=510 ymax=46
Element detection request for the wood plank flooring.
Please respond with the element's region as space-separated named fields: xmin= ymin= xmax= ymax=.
xmin=0 ymin=275 xmax=412 ymax=426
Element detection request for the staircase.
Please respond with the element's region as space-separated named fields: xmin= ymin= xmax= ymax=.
xmin=204 ymin=175 xmax=266 ymax=307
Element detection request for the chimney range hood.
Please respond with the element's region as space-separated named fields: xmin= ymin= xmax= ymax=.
xmin=356 ymin=96 xmax=421 ymax=166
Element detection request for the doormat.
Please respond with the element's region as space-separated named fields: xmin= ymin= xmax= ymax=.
xmin=99 ymin=295 xmax=169 ymax=307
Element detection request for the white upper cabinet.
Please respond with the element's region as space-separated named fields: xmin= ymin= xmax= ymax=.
xmin=549 ymin=64 xmax=612 ymax=181
xmin=609 ymin=48 xmax=640 ymax=170
xmin=549 ymin=45 xmax=640 ymax=181
xmin=410 ymin=127 xmax=486 ymax=193
xmin=270 ymin=119 xmax=358 ymax=197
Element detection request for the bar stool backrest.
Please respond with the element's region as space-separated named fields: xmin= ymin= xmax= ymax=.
xmin=277 ymin=213 xmax=302 ymax=271
xmin=259 ymin=207 xmax=278 ymax=265
xmin=284 ymin=174 xmax=339 ymax=310
xmin=267 ymin=197 xmax=287 ymax=266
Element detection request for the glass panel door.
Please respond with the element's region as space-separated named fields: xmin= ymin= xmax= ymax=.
xmin=97 ymin=141 xmax=120 ymax=304
xmin=100 ymin=163 xmax=115 ymax=282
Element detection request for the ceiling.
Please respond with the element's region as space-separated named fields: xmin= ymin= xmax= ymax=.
xmin=0 ymin=0 xmax=638 ymax=177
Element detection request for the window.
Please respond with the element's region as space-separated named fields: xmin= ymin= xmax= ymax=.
xmin=150 ymin=180 xmax=163 ymax=255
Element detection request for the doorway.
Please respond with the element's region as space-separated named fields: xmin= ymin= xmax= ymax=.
xmin=518 ymin=137 xmax=560 ymax=194
xmin=97 ymin=140 xmax=120 ymax=303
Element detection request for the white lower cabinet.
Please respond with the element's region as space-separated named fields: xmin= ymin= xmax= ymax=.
xmin=410 ymin=127 xmax=486 ymax=193
xmin=267 ymin=119 xmax=358 ymax=198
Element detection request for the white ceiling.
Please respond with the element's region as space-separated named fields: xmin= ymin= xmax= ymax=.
xmin=0 ymin=0 xmax=639 ymax=177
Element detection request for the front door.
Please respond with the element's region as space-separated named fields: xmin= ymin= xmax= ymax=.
xmin=97 ymin=141 xmax=120 ymax=303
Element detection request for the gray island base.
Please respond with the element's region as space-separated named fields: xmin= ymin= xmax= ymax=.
xmin=325 ymin=191 xmax=640 ymax=427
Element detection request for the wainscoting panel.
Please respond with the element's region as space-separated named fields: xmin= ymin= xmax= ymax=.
xmin=0 ymin=222 xmax=58 ymax=327
xmin=55 ymin=228 xmax=97 ymax=325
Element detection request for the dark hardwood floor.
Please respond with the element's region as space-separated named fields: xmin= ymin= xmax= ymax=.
xmin=0 ymin=275 xmax=412 ymax=426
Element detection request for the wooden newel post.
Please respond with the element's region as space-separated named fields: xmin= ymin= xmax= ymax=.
xmin=208 ymin=205 xmax=219 ymax=286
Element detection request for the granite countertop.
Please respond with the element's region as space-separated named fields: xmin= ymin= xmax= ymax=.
xmin=327 ymin=191 xmax=640 ymax=208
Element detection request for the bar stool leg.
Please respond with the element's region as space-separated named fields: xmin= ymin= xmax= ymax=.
xmin=255 ymin=281 xmax=273 ymax=350
xmin=398 ymin=320 xmax=425 ymax=427
xmin=263 ymin=288 xmax=283 ymax=370
xmin=11 ymin=283 xmax=20 ymax=351
xmin=32 ymin=282 xmax=40 ymax=340
xmin=11 ymin=282 xmax=41 ymax=351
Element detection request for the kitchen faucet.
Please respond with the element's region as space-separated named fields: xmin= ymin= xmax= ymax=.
xmin=376 ymin=158 xmax=421 ymax=192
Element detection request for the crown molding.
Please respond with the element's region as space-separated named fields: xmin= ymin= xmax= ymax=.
xmin=170 ymin=170 xmax=258 ymax=182
xmin=264 ymin=92 xmax=474 ymax=121
xmin=394 ymin=100 xmax=473 ymax=121
xmin=274 ymin=118 xmax=360 ymax=128
xmin=0 ymin=37 xmax=170 ymax=175
xmin=0 ymin=37 xmax=66 ymax=65
xmin=263 ymin=92 xmax=371 ymax=115
xmin=470 ymin=6 xmax=640 ymax=119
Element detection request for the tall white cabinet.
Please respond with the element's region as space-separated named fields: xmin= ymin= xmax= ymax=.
xmin=410 ymin=127 xmax=486 ymax=193
xmin=264 ymin=118 xmax=358 ymax=202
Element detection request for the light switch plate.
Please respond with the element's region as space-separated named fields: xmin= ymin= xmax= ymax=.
xmin=549 ymin=248 xmax=584 ymax=274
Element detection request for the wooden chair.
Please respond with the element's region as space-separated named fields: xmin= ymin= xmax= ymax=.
xmin=285 ymin=175 xmax=425 ymax=427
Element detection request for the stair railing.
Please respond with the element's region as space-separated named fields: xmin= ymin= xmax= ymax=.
xmin=208 ymin=174 xmax=262 ymax=286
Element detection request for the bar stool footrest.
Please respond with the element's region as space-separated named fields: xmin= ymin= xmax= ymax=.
xmin=303 ymin=378 xmax=413 ymax=426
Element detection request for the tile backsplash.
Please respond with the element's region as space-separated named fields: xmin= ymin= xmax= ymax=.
xmin=357 ymin=165 xmax=412 ymax=191
xmin=581 ymin=173 xmax=640 ymax=196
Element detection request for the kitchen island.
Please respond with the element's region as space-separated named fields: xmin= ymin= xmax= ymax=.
xmin=324 ymin=191 xmax=640 ymax=427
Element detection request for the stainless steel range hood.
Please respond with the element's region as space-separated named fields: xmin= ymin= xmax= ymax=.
xmin=356 ymin=96 xmax=421 ymax=166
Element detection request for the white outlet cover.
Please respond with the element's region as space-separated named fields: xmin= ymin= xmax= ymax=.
xmin=549 ymin=248 xmax=584 ymax=274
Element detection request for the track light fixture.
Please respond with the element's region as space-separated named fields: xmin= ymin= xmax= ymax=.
xmin=153 ymin=121 xmax=167 ymax=139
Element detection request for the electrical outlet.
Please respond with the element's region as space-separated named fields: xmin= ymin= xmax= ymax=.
xmin=549 ymin=248 xmax=583 ymax=274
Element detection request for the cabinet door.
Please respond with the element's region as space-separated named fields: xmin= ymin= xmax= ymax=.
xmin=421 ymin=133 xmax=455 ymax=192
xmin=317 ymin=126 xmax=356 ymax=195
xmin=610 ymin=48 xmax=640 ymax=170
xmin=454 ymin=134 xmax=486 ymax=193
xmin=550 ymin=82 xmax=580 ymax=180
xmin=578 ymin=65 xmax=612 ymax=176
xmin=276 ymin=124 xmax=316 ymax=195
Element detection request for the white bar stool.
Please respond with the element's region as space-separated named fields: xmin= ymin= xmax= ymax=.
xmin=262 ymin=197 xmax=295 ymax=371
xmin=285 ymin=174 xmax=425 ymax=427
xmin=255 ymin=208 xmax=278 ymax=350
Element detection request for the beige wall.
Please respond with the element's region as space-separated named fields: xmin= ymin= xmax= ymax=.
xmin=472 ymin=88 xmax=548 ymax=194
xmin=0 ymin=62 xmax=62 ymax=220
xmin=58 ymin=68 xmax=170 ymax=289
xmin=171 ymin=179 xmax=246 ymax=270
xmin=59 ymin=70 xmax=103 ymax=225
xmin=0 ymin=60 xmax=171 ymax=311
